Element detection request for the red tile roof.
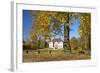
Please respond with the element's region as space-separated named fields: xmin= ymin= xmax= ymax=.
xmin=52 ymin=38 xmax=62 ymax=42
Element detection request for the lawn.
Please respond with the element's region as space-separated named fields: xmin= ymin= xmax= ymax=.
xmin=23 ymin=48 xmax=90 ymax=62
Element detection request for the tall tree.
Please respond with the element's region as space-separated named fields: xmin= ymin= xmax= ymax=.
xmin=53 ymin=12 xmax=78 ymax=52
xmin=30 ymin=11 xmax=53 ymax=49
xmin=30 ymin=11 xmax=78 ymax=52
xmin=78 ymin=13 xmax=91 ymax=50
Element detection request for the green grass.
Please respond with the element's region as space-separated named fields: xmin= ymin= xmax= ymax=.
xmin=23 ymin=48 xmax=90 ymax=62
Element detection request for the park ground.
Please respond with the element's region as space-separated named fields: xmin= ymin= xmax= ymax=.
xmin=23 ymin=48 xmax=90 ymax=62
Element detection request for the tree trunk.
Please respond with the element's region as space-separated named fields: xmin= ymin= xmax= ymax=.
xmin=63 ymin=13 xmax=71 ymax=52
xmin=88 ymin=35 xmax=91 ymax=50
xmin=83 ymin=35 xmax=91 ymax=50
xmin=53 ymin=37 xmax=55 ymax=49
xmin=81 ymin=36 xmax=84 ymax=50
xmin=38 ymin=37 xmax=40 ymax=49
xmin=63 ymin=24 xmax=71 ymax=52
xmin=86 ymin=35 xmax=91 ymax=50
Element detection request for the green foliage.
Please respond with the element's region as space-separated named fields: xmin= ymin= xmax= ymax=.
xmin=78 ymin=13 xmax=91 ymax=36
xmin=78 ymin=13 xmax=91 ymax=50
xmin=26 ymin=11 xmax=91 ymax=52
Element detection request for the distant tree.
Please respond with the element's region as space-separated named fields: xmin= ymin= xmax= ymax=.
xmin=23 ymin=40 xmax=32 ymax=50
xmin=70 ymin=37 xmax=79 ymax=50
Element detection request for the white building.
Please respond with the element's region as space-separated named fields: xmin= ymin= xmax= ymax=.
xmin=49 ymin=38 xmax=63 ymax=49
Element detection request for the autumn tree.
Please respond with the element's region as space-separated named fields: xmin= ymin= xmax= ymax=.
xmin=50 ymin=12 xmax=78 ymax=52
xmin=30 ymin=11 xmax=53 ymax=49
xmin=78 ymin=13 xmax=91 ymax=50
xmin=30 ymin=11 xmax=78 ymax=52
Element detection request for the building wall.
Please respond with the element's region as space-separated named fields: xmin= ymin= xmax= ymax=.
xmin=49 ymin=42 xmax=63 ymax=49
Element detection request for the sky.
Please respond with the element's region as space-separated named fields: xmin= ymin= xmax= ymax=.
xmin=23 ymin=10 xmax=80 ymax=41
xmin=23 ymin=10 xmax=33 ymax=40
